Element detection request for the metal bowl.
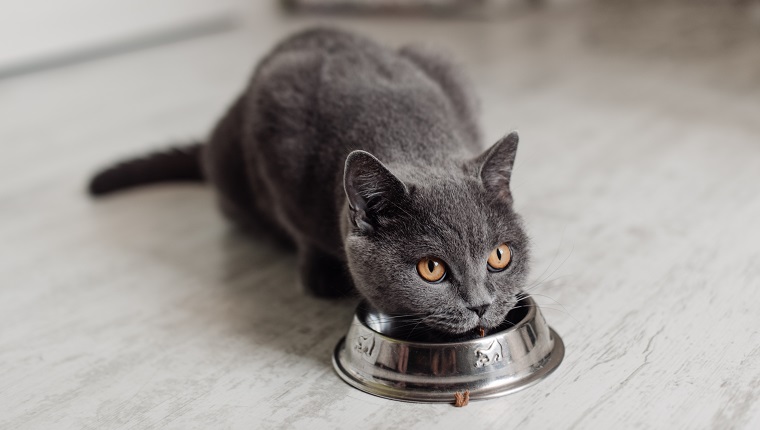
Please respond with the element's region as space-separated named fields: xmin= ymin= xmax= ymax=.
xmin=332 ymin=295 xmax=564 ymax=403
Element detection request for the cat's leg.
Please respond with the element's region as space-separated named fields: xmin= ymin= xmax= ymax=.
xmin=203 ymin=95 xmax=294 ymax=248
xmin=203 ymin=95 xmax=254 ymax=222
xmin=297 ymin=245 xmax=356 ymax=298
xmin=398 ymin=45 xmax=482 ymax=146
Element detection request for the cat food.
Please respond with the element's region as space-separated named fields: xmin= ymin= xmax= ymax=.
xmin=453 ymin=390 xmax=470 ymax=407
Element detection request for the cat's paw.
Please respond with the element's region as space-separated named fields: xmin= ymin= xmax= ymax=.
xmin=298 ymin=248 xmax=356 ymax=298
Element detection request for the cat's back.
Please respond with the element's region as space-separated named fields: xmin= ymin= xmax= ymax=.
xmin=250 ymin=27 xmax=395 ymax=110
xmin=256 ymin=27 xmax=400 ymax=83
xmin=264 ymin=27 xmax=381 ymax=59
xmin=227 ymin=28 xmax=479 ymax=255
xmin=247 ymin=28 xmax=469 ymax=162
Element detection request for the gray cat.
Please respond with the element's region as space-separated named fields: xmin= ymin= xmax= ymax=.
xmin=89 ymin=28 xmax=530 ymax=336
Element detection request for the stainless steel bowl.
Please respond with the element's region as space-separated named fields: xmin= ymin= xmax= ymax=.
xmin=332 ymin=295 xmax=564 ymax=403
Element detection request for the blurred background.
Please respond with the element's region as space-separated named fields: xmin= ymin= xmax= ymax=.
xmin=3 ymin=0 xmax=760 ymax=80
xmin=2 ymin=0 xmax=760 ymax=428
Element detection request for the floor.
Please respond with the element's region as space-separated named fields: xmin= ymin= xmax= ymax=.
xmin=2 ymin=2 xmax=760 ymax=429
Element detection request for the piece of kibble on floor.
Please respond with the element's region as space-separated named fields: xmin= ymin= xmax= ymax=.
xmin=453 ymin=390 xmax=470 ymax=407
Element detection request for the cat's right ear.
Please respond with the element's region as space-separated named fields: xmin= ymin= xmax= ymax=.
xmin=343 ymin=150 xmax=408 ymax=234
xmin=473 ymin=131 xmax=519 ymax=204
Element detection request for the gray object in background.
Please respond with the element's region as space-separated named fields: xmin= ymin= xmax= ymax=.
xmin=282 ymin=0 xmax=533 ymax=16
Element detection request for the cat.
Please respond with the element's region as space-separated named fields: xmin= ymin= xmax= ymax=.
xmin=89 ymin=27 xmax=531 ymax=336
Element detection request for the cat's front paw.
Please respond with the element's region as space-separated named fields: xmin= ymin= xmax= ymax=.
xmin=298 ymin=247 xmax=356 ymax=298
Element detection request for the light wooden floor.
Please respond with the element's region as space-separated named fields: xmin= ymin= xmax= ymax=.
xmin=2 ymin=2 xmax=760 ymax=429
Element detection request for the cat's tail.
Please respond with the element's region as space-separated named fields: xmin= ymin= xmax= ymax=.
xmin=88 ymin=142 xmax=205 ymax=196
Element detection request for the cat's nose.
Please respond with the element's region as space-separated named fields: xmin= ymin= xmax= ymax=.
xmin=468 ymin=304 xmax=490 ymax=318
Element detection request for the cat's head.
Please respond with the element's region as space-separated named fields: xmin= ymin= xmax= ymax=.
xmin=343 ymin=132 xmax=530 ymax=336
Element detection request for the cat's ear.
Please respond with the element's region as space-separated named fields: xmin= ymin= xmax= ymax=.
xmin=344 ymin=150 xmax=408 ymax=234
xmin=474 ymin=131 xmax=519 ymax=203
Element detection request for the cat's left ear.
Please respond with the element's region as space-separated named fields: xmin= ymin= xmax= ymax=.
xmin=474 ymin=131 xmax=519 ymax=203
xmin=344 ymin=150 xmax=408 ymax=234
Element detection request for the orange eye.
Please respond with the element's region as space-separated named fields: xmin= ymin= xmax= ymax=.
xmin=487 ymin=244 xmax=512 ymax=271
xmin=417 ymin=257 xmax=447 ymax=283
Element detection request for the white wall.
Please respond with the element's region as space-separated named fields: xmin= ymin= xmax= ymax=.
xmin=0 ymin=0 xmax=238 ymax=74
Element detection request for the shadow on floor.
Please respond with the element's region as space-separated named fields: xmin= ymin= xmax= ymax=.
xmin=88 ymin=185 xmax=359 ymax=369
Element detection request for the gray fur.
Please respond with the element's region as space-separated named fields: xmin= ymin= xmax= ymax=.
xmin=106 ymin=28 xmax=533 ymax=336
xmin=206 ymin=28 xmax=531 ymax=335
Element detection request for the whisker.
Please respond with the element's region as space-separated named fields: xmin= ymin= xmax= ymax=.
xmin=522 ymin=247 xmax=574 ymax=294
xmin=523 ymin=292 xmax=570 ymax=311
xmin=508 ymin=301 xmax=581 ymax=325
xmin=526 ymin=226 xmax=566 ymax=288
xmin=519 ymin=273 xmax=575 ymax=292
xmin=365 ymin=313 xmax=427 ymax=321
xmin=406 ymin=314 xmax=437 ymax=339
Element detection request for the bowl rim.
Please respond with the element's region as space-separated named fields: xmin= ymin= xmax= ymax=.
xmin=353 ymin=295 xmax=538 ymax=347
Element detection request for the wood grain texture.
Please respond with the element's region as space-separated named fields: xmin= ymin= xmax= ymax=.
xmin=1 ymin=3 xmax=759 ymax=429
